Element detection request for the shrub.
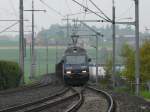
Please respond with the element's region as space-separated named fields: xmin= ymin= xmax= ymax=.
xmin=141 ymin=91 xmax=150 ymax=100
xmin=0 ymin=60 xmax=21 ymax=90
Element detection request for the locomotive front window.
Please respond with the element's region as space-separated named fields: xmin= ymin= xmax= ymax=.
xmin=66 ymin=55 xmax=86 ymax=64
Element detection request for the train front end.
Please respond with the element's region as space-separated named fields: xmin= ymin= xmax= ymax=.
xmin=63 ymin=48 xmax=90 ymax=85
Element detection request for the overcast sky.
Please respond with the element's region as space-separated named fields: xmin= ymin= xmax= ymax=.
xmin=0 ymin=0 xmax=149 ymax=35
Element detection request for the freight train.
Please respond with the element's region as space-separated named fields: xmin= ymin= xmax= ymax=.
xmin=56 ymin=46 xmax=91 ymax=86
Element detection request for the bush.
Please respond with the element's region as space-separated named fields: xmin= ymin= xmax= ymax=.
xmin=141 ymin=91 xmax=150 ymax=100
xmin=0 ymin=60 xmax=21 ymax=90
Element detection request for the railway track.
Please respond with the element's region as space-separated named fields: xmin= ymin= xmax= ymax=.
xmin=0 ymin=87 xmax=70 ymax=112
xmin=0 ymin=87 xmax=82 ymax=112
xmin=65 ymin=86 xmax=115 ymax=112
xmin=64 ymin=87 xmax=84 ymax=112
xmin=67 ymin=86 xmax=115 ymax=112
xmin=86 ymin=86 xmax=115 ymax=112
xmin=0 ymin=85 xmax=115 ymax=112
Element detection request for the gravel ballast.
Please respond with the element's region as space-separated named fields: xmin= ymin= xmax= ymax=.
xmin=78 ymin=88 xmax=108 ymax=112
xmin=0 ymin=74 xmax=64 ymax=110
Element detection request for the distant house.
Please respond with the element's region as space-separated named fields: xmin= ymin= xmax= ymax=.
xmin=89 ymin=64 xmax=106 ymax=81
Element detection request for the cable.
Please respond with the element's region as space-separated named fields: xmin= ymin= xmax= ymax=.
xmin=88 ymin=0 xmax=111 ymax=21
xmin=65 ymin=11 xmax=104 ymax=17
xmin=39 ymin=0 xmax=64 ymax=17
xmin=72 ymin=0 xmax=111 ymax=22
xmin=8 ymin=0 xmax=18 ymax=17
xmin=116 ymin=3 xmax=134 ymax=20
xmin=80 ymin=0 xmax=85 ymax=13
xmin=65 ymin=0 xmax=72 ymax=14
xmin=83 ymin=0 xmax=88 ymax=19
xmin=0 ymin=22 xmax=18 ymax=34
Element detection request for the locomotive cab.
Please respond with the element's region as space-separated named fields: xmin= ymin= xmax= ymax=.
xmin=63 ymin=47 xmax=90 ymax=85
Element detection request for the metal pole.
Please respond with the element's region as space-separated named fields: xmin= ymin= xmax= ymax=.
xmin=32 ymin=0 xmax=34 ymax=58
xmin=24 ymin=2 xmax=45 ymax=79
xmin=67 ymin=15 xmax=69 ymax=38
xmin=19 ymin=0 xmax=24 ymax=84
xmin=24 ymin=38 xmax=26 ymax=57
xmin=112 ymin=0 xmax=116 ymax=88
xmin=46 ymin=37 xmax=49 ymax=74
xmin=30 ymin=0 xmax=35 ymax=78
xmin=96 ymin=35 xmax=98 ymax=85
xmin=56 ymin=41 xmax=58 ymax=64
xmin=38 ymin=54 xmax=41 ymax=75
xmin=135 ymin=0 xmax=140 ymax=96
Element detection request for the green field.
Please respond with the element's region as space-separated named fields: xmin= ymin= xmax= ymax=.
xmin=0 ymin=47 xmax=65 ymax=83
xmin=0 ymin=40 xmax=19 ymax=47
xmin=0 ymin=46 xmax=105 ymax=83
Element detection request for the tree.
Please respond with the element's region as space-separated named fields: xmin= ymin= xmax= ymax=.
xmin=121 ymin=41 xmax=150 ymax=82
xmin=105 ymin=56 xmax=112 ymax=76
xmin=140 ymin=40 xmax=150 ymax=81
xmin=121 ymin=44 xmax=135 ymax=81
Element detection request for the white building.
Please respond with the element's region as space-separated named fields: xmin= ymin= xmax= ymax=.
xmin=89 ymin=65 xmax=106 ymax=81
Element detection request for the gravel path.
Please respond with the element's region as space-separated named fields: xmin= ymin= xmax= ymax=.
xmin=77 ymin=88 xmax=108 ymax=112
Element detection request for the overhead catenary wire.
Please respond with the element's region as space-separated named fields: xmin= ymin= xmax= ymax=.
xmin=80 ymin=21 xmax=103 ymax=37
xmin=88 ymin=0 xmax=111 ymax=21
xmin=0 ymin=21 xmax=18 ymax=34
xmin=80 ymin=0 xmax=85 ymax=13
xmin=64 ymin=11 xmax=106 ymax=18
xmin=39 ymin=0 xmax=64 ymax=17
xmin=65 ymin=0 xmax=72 ymax=14
xmin=8 ymin=0 xmax=31 ymax=33
xmin=116 ymin=2 xmax=134 ymax=20
xmin=82 ymin=0 xmax=88 ymax=20
xmin=72 ymin=0 xmax=111 ymax=22
xmin=8 ymin=0 xmax=18 ymax=17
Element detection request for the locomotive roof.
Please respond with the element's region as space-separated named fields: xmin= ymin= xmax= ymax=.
xmin=65 ymin=46 xmax=86 ymax=55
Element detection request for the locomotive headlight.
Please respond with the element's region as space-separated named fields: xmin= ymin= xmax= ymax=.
xmin=82 ymin=70 xmax=87 ymax=73
xmin=66 ymin=71 xmax=71 ymax=74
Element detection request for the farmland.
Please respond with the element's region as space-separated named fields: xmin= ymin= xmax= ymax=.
xmin=0 ymin=45 xmax=105 ymax=83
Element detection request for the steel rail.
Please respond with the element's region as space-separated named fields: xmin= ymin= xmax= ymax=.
xmin=87 ymin=86 xmax=115 ymax=112
xmin=0 ymin=87 xmax=69 ymax=112
xmin=0 ymin=82 xmax=53 ymax=95
xmin=25 ymin=92 xmax=79 ymax=112
xmin=64 ymin=87 xmax=85 ymax=112
xmin=65 ymin=91 xmax=83 ymax=112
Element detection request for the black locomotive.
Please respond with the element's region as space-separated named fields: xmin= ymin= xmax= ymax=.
xmin=56 ymin=46 xmax=91 ymax=86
